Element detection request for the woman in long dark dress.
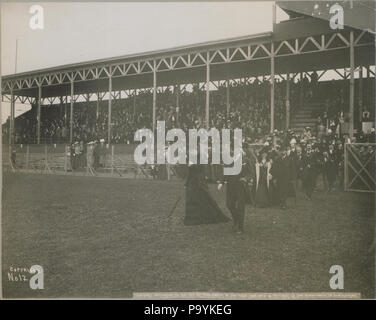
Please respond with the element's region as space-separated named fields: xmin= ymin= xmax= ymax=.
xmin=254 ymin=152 xmax=271 ymax=208
xmin=184 ymin=164 xmax=230 ymax=226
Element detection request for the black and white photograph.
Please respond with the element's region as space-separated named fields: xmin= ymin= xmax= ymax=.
xmin=0 ymin=0 xmax=375 ymax=301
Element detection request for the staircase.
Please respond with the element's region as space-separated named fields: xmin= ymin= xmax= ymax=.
xmin=290 ymin=102 xmax=321 ymax=134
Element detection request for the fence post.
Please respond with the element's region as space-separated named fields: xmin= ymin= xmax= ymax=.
xmin=167 ymin=163 xmax=171 ymax=181
xmin=44 ymin=145 xmax=48 ymax=173
xmin=111 ymin=145 xmax=114 ymax=176
xmin=344 ymin=143 xmax=348 ymax=191
xmin=26 ymin=145 xmax=29 ymax=170
xmin=64 ymin=145 xmax=67 ymax=173
xmin=9 ymin=144 xmax=14 ymax=172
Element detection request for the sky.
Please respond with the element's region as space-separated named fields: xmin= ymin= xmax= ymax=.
xmin=1 ymin=1 xmax=289 ymax=123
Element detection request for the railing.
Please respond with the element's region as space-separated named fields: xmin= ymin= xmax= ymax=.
xmin=3 ymin=143 xmax=266 ymax=182
xmin=2 ymin=143 xmax=184 ymax=180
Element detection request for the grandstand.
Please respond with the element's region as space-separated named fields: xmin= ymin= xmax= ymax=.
xmin=1 ymin=1 xmax=375 ymax=185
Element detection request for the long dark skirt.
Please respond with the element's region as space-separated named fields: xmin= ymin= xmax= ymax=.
xmin=184 ymin=186 xmax=230 ymax=226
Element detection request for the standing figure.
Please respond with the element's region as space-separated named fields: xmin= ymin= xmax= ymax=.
xmin=336 ymin=142 xmax=345 ymax=190
xmin=70 ymin=143 xmax=75 ymax=171
xmin=313 ymin=145 xmax=324 ymax=190
xmin=271 ymin=148 xmax=296 ymax=209
xmin=99 ymin=139 xmax=106 ymax=168
xmin=74 ymin=142 xmax=81 ymax=169
xmin=93 ymin=141 xmax=100 ymax=169
xmin=10 ymin=147 xmax=17 ymax=168
xmin=287 ymin=146 xmax=298 ymax=203
xmin=302 ymin=145 xmax=316 ymax=199
xmin=184 ymin=164 xmax=229 ymax=226
xmin=86 ymin=141 xmax=96 ymax=175
xmin=254 ymin=152 xmax=272 ymax=208
xmin=323 ymin=145 xmax=337 ymax=191
xmin=218 ymin=152 xmax=252 ymax=233
xmin=296 ymin=146 xmax=305 ymax=191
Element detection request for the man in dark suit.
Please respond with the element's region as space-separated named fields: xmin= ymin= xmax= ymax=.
xmin=336 ymin=142 xmax=345 ymax=190
xmin=271 ymin=147 xmax=296 ymax=209
xmin=287 ymin=145 xmax=298 ymax=203
xmin=218 ymin=151 xmax=252 ymax=234
xmin=323 ymin=144 xmax=338 ymax=191
xmin=302 ymin=144 xmax=316 ymax=199
xmin=296 ymin=145 xmax=305 ymax=191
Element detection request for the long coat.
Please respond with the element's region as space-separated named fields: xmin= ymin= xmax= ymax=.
xmin=184 ymin=164 xmax=229 ymax=226
xmin=271 ymin=156 xmax=296 ymax=200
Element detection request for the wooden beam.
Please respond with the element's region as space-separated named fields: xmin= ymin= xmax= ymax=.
xmin=37 ymin=85 xmax=41 ymax=144
xmin=270 ymin=42 xmax=275 ymax=132
xmin=69 ymin=80 xmax=74 ymax=144
xmin=108 ymin=76 xmax=112 ymax=143
xmin=152 ymin=60 xmax=157 ymax=133
xmin=9 ymin=89 xmax=15 ymax=145
xmin=286 ymin=73 xmax=290 ymax=130
xmin=226 ymin=78 xmax=230 ymax=117
xmin=206 ymin=52 xmax=210 ymax=129
xmin=349 ymin=31 xmax=355 ymax=137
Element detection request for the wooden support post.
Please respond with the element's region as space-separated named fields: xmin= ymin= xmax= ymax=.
xmin=270 ymin=42 xmax=275 ymax=132
xmin=286 ymin=73 xmax=291 ymax=130
xmin=167 ymin=162 xmax=171 ymax=181
xmin=70 ymin=80 xmax=74 ymax=144
xmin=226 ymin=78 xmax=230 ymax=117
xmin=344 ymin=143 xmax=348 ymax=191
xmin=349 ymin=31 xmax=355 ymax=137
xmin=37 ymin=85 xmax=41 ymax=144
xmin=133 ymin=90 xmax=136 ymax=117
xmin=359 ymin=66 xmax=363 ymax=125
xmin=366 ymin=66 xmax=370 ymax=108
xmin=96 ymin=92 xmax=100 ymax=119
xmin=108 ymin=76 xmax=112 ymax=143
xmin=299 ymin=71 xmax=304 ymax=107
xmin=9 ymin=88 xmax=15 ymax=145
xmin=206 ymin=52 xmax=210 ymax=129
xmin=176 ymin=85 xmax=180 ymax=108
xmin=44 ymin=144 xmax=49 ymax=173
xmin=176 ymin=85 xmax=180 ymax=126
xmin=64 ymin=145 xmax=67 ymax=173
xmin=111 ymin=145 xmax=114 ymax=176
xmin=64 ymin=96 xmax=67 ymax=124
xmin=59 ymin=96 xmax=63 ymax=119
xmin=26 ymin=145 xmax=29 ymax=170
xmin=9 ymin=145 xmax=14 ymax=172
xmin=153 ymin=61 xmax=157 ymax=133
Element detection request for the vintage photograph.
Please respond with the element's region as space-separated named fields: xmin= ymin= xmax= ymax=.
xmin=1 ymin=1 xmax=375 ymax=299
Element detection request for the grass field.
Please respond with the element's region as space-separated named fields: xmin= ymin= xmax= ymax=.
xmin=2 ymin=172 xmax=375 ymax=298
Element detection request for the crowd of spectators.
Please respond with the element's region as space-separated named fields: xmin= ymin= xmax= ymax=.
xmin=5 ymin=78 xmax=290 ymax=144
xmin=3 ymin=75 xmax=374 ymax=146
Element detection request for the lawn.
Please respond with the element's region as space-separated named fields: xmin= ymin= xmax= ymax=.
xmin=2 ymin=172 xmax=375 ymax=298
